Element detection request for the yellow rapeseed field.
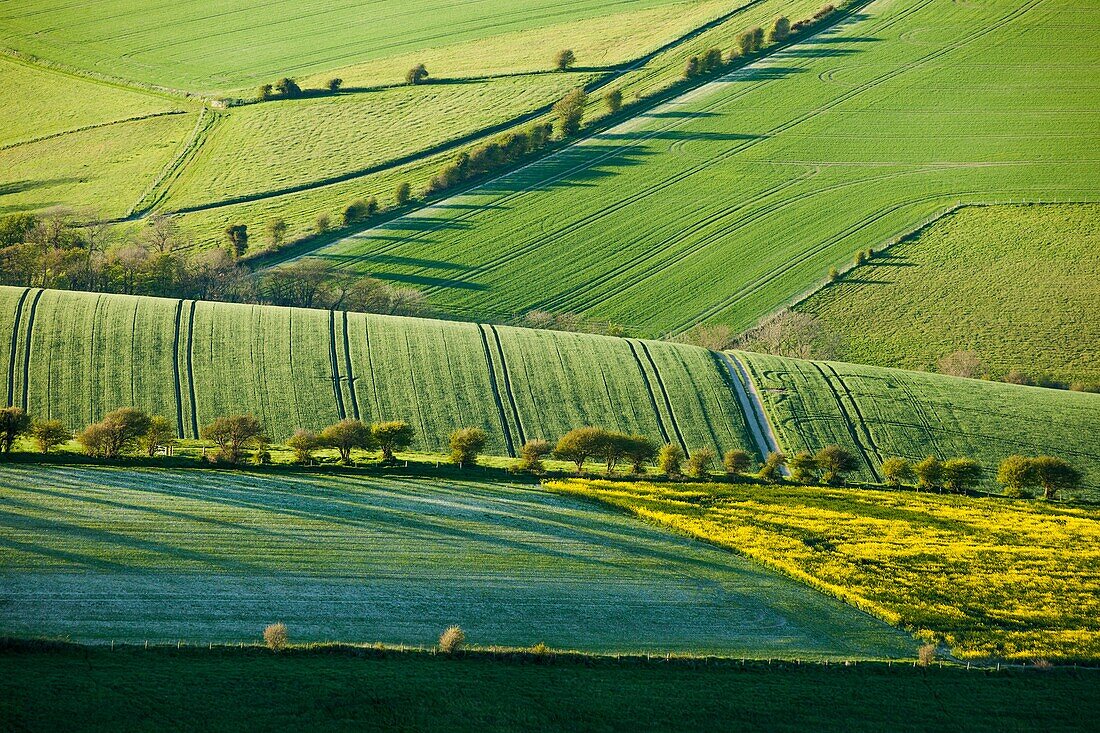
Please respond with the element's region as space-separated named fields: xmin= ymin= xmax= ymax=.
xmin=549 ymin=480 xmax=1100 ymax=661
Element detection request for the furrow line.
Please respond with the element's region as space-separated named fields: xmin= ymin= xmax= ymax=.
xmin=477 ymin=324 xmax=516 ymax=457
xmin=170 ymin=299 xmax=185 ymax=438
xmin=637 ymin=341 xmax=687 ymax=454
xmin=328 ymin=310 xmax=347 ymax=420
xmin=18 ymin=289 xmax=43 ymax=412
xmin=811 ymin=362 xmax=882 ymax=482
xmin=625 ymin=339 xmax=672 ymax=446
xmin=184 ymin=300 xmax=199 ymax=439
xmin=488 ymin=325 xmax=527 ymax=449
xmin=5 ymin=287 xmax=29 ymax=407
xmin=342 ymin=311 xmax=360 ymax=420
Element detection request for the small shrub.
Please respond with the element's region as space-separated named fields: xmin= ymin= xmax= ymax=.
xmin=530 ymin=641 xmax=551 ymax=656
xmin=827 ymin=265 xmax=839 ymax=283
xmin=395 ymin=181 xmax=411 ymax=206
xmin=327 ymin=77 xmax=343 ymax=92
xmin=723 ymin=449 xmax=754 ymax=476
xmin=553 ymin=88 xmax=587 ymax=138
xmin=315 ymin=213 xmax=331 ymax=233
xmin=449 ymin=426 xmax=487 ymax=466
xmin=32 ymin=419 xmax=70 ymax=455
xmin=517 ymin=439 xmax=553 ymax=473
xmin=274 ymin=77 xmax=302 ymax=98
xmin=257 ymin=83 xmax=273 ymax=101
xmin=264 ymin=622 xmax=288 ymax=651
xmin=917 ymin=643 xmax=936 ymax=666
xmin=555 ymin=49 xmax=576 ymax=71
xmin=881 ymin=457 xmax=915 ymax=488
xmin=287 ymin=429 xmax=321 ymax=464
xmin=758 ymin=451 xmax=787 ymax=482
xmin=788 ymin=451 xmax=818 ymax=483
xmin=604 ymin=88 xmax=623 ymax=114
xmin=439 ymin=625 xmax=465 ymax=654
xmin=684 ymin=447 xmax=715 ymax=479
xmin=406 ymin=63 xmax=429 ymax=85
xmin=658 ymin=443 xmax=684 ymax=478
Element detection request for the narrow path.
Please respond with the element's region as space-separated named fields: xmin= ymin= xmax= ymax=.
xmin=719 ymin=351 xmax=787 ymax=473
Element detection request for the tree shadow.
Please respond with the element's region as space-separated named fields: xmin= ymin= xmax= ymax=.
xmin=371 ymin=272 xmax=488 ymax=290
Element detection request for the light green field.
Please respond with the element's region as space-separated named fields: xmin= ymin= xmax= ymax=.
xmin=0 ymin=0 xmax=725 ymax=93
xmin=161 ymin=74 xmax=591 ymax=213
xmin=798 ymin=204 xmax=1100 ymax=386
xmin=0 ymin=464 xmax=914 ymax=657
xmin=296 ymin=0 xmax=1100 ymax=335
xmin=554 ymin=479 xmax=1100 ymax=660
xmin=0 ymin=286 xmax=754 ymax=456
xmin=734 ymin=350 xmax=1100 ymax=497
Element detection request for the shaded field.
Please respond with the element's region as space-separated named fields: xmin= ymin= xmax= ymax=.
xmin=0 ymin=286 xmax=753 ymax=456
xmin=798 ymin=203 xmax=1100 ymax=386
xmin=297 ymin=0 xmax=1100 ymax=335
xmin=3 ymin=646 xmax=1098 ymax=733
xmin=734 ymin=350 xmax=1100 ymax=497
xmin=552 ymin=479 xmax=1100 ymax=660
xmin=0 ymin=464 xmax=913 ymax=657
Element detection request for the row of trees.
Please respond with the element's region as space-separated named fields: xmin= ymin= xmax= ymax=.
xmin=0 ymin=210 xmax=426 ymax=316
xmin=426 ymin=122 xmax=555 ymax=195
xmin=681 ymin=9 xmax=830 ymax=83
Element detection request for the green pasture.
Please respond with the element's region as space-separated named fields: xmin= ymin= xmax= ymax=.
xmin=3 ymin=646 xmax=1097 ymax=732
xmin=298 ymin=0 xmax=1100 ymax=334
xmin=0 ymin=464 xmax=913 ymax=656
xmin=799 ymin=204 xmax=1100 ymax=386
xmin=734 ymin=350 xmax=1100 ymax=497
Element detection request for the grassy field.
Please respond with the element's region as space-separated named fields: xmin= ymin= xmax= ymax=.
xmin=0 ymin=464 xmax=913 ymax=657
xmin=0 ymin=286 xmax=754 ymax=456
xmin=552 ymin=480 xmax=1100 ymax=660
xmin=296 ymin=0 xmax=1100 ymax=335
xmin=3 ymin=646 xmax=1097 ymax=733
xmin=734 ymin=350 xmax=1100 ymax=497
xmin=798 ymin=204 xmax=1100 ymax=386
xmin=0 ymin=0 xmax=731 ymax=93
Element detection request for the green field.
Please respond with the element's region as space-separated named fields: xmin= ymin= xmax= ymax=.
xmin=734 ymin=350 xmax=1100 ymax=496
xmin=798 ymin=204 xmax=1100 ymax=386
xmin=0 ymin=285 xmax=754 ymax=456
xmin=554 ymin=480 xmax=1100 ymax=660
xmin=4 ymin=645 xmax=1097 ymax=733
xmin=0 ymin=464 xmax=913 ymax=656
xmin=294 ymin=0 xmax=1100 ymax=334
xmin=0 ymin=0 xmax=727 ymax=93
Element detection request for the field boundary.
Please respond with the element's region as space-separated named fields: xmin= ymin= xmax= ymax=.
xmin=127 ymin=107 xmax=219 ymax=219
xmin=0 ymin=110 xmax=190 ymax=152
xmin=626 ymin=340 xmax=673 ymax=446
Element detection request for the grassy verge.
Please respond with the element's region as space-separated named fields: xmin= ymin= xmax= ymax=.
xmin=2 ymin=640 xmax=1097 ymax=732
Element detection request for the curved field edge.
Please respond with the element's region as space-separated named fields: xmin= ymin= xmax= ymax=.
xmin=549 ymin=479 xmax=1100 ymax=661
xmin=0 ymin=465 xmax=915 ymax=657
xmin=733 ymin=350 xmax=1100 ymax=497
xmin=794 ymin=203 xmax=1100 ymax=385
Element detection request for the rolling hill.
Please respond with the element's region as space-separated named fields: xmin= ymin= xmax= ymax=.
xmin=3 ymin=285 xmax=1098 ymax=496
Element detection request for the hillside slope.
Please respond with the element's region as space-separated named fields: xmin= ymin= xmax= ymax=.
xmin=294 ymin=0 xmax=1100 ymax=334
xmin=735 ymin=350 xmax=1100 ymax=495
xmin=797 ymin=204 xmax=1100 ymax=386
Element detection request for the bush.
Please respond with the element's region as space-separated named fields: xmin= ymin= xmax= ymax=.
xmin=31 ymin=419 xmax=70 ymax=455
xmin=266 ymin=218 xmax=288 ymax=248
xmin=788 ymin=451 xmax=818 ymax=483
xmin=406 ymin=63 xmax=429 ymax=85
xmin=142 ymin=416 xmax=177 ymax=457
xmin=555 ymin=49 xmax=576 ymax=71
xmin=997 ymin=455 xmax=1037 ymax=493
xmin=343 ymin=197 xmax=378 ymax=226
xmin=918 ymin=643 xmax=936 ymax=667
xmin=723 ymin=449 xmax=754 ymax=476
xmin=0 ymin=407 xmax=30 ymax=454
xmin=439 ymin=625 xmax=465 ymax=654
xmin=78 ymin=408 xmax=151 ymax=459
xmin=274 ymin=77 xmax=302 ymax=98
xmin=881 ymin=457 xmax=915 ymax=488
xmin=449 ymin=427 xmax=487 ymax=466
xmin=553 ymin=88 xmax=587 ymax=138
xmin=657 ymin=443 xmax=684 ymax=478
xmin=701 ymin=48 xmax=724 ymax=74
xmin=315 ymin=213 xmax=331 ymax=233
xmin=683 ymin=56 xmax=700 ymax=78
xmin=327 ymin=77 xmax=343 ymax=92
xmin=604 ymin=88 xmax=623 ymax=114
xmin=287 ymin=429 xmax=321 ymax=464
xmin=264 ymin=623 xmax=288 ymax=651
xmin=937 ymin=350 xmax=983 ymax=379
xmin=622 ymin=435 xmax=656 ymax=474
xmin=769 ymin=16 xmax=791 ymax=42
xmin=257 ymin=83 xmax=274 ymax=101
xmin=554 ymin=427 xmax=605 ymax=473
xmin=201 ymin=415 xmax=266 ymax=464
xmin=684 ymin=447 xmax=715 ymax=479
xmin=372 ymin=420 xmax=414 ymax=463
xmin=225 ymin=224 xmax=248 ymax=257
xmin=1031 ymin=455 xmax=1081 ymax=500
xmin=815 ymin=444 xmax=858 ymax=484
xmin=758 ymin=451 xmax=787 ymax=482
xmin=942 ymin=457 xmax=982 ymax=493
xmin=395 ymin=181 xmax=411 ymax=206
xmin=915 ymin=456 xmax=943 ymax=492
xmin=827 ymin=265 xmax=839 ymax=283
xmin=320 ymin=419 xmax=372 ymax=463
xmin=517 ymin=439 xmax=552 ymax=473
